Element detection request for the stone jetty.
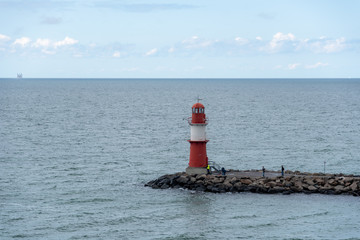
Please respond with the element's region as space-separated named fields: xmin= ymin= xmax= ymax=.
xmin=145 ymin=170 xmax=360 ymax=196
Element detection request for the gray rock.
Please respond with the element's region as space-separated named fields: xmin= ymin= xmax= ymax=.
xmin=350 ymin=182 xmax=358 ymax=191
xmin=240 ymin=179 xmax=252 ymax=185
xmin=177 ymin=175 xmax=189 ymax=184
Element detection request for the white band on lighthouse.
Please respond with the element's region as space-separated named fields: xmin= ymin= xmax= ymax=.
xmin=190 ymin=125 xmax=207 ymax=141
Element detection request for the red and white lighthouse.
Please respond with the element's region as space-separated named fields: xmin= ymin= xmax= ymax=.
xmin=186 ymin=101 xmax=209 ymax=175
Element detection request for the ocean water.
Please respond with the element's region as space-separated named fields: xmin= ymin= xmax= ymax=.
xmin=1 ymin=78 xmax=360 ymax=240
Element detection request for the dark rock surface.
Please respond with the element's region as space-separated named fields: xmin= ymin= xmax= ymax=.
xmin=145 ymin=170 xmax=360 ymax=196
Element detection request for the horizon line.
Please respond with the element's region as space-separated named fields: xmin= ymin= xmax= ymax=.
xmin=1 ymin=77 xmax=359 ymax=80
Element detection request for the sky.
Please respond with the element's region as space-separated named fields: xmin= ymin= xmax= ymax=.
xmin=0 ymin=0 xmax=359 ymax=78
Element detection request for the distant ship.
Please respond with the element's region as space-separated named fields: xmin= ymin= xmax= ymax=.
xmin=17 ymin=73 xmax=23 ymax=78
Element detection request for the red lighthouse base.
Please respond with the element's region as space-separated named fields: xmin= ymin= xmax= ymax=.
xmin=186 ymin=140 xmax=209 ymax=175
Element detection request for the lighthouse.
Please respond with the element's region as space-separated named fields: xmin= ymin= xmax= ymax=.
xmin=186 ymin=101 xmax=209 ymax=175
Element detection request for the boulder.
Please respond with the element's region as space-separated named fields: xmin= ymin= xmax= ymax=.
xmin=294 ymin=181 xmax=303 ymax=191
xmin=213 ymin=177 xmax=225 ymax=184
xmin=161 ymin=184 xmax=170 ymax=189
xmin=350 ymin=182 xmax=358 ymax=191
xmin=229 ymin=177 xmax=238 ymax=184
xmin=177 ymin=175 xmax=189 ymax=184
xmin=196 ymin=174 xmax=206 ymax=180
xmin=266 ymin=181 xmax=277 ymax=188
xmin=305 ymin=179 xmax=315 ymax=185
xmin=334 ymin=185 xmax=344 ymax=193
xmin=234 ymin=182 xmax=244 ymax=191
xmin=307 ymin=185 xmax=317 ymax=191
xmin=314 ymin=178 xmax=325 ymax=185
xmin=328 ymin=179 xmax=337 ymax=186
xmin=240 ymin=179 xmax=253 ymax=185
xmin=224 ymin=182 xmax=233 ymax=190
xmin=189 ymin=177 xmax=196 ymax=184
xmin=195 ymin=180 xmax=204 ymax=185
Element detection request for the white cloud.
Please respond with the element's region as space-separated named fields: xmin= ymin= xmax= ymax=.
xmin=323 ymin=37 xmax=345 ymax=53
xmin=304 ymin=37 xmax=346 ymax=53
xmin=0 ymin=34 xmax=10 ymax=41
xmin=273 ymin=32 xmax=295 ymax=42
xmin=113 ymin=51 xmax=121 ymax=57
xmin=235 ymin=37 xmax=248 ymax=45
xmin=182 ymin=36 xmax=199 ymax=44
xmin=54 ymin=36 xmax=78 ymax=48
xmin=13 ymin=37 xmax=31 ymax=47
xmin=181 ymin=36 xmax=213 ymax=49
xmin=305 ymin=62 xmax=328 ymax=69
xmin=269 ymin=32 xmax=295 ymax=51
xmin=256 ymin=36 xmax=262 ymax=41
xmin=168 ymin=47 xmax=175 ymax=53
xmin=145 ymin=48 xmax=157 ymax=56
xmin=32 ymin=38 xmax=51 ymax=48
xmin=288 ymin=63 xmax=300 ymax=70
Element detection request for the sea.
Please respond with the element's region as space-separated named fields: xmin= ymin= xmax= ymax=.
xmin=1 ymin=78 xmax=359 ymax=240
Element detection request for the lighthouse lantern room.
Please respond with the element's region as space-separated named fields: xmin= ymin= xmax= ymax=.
xmin=186 ymin=101 xmax=209 ymax=175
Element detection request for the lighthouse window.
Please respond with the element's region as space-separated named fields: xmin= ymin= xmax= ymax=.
xmin=195 ymin=108 xmax=198 ymax=113
xmin=192 ymin=108 xmax=196 ymax=113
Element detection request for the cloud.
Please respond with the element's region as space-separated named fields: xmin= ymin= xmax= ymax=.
xmin=182 ymin=35 xmax=199 ymax=44
xmin=235 ymin=37 xmax=249 ymax=45
xmin=1 ymin=32 xmax=356 ymax=59
xmin=305 ymin=62 xmax=329 ymax=69
xmin=0 ymin=34 xmax=11 ymax=41
xmin=30 ymin=37 xmax=78 ymax=51
xmin=32 ymin=38 xmax=51 ymax=48
xmin=297 ymin=37 xmax=347 ymax=53
xmin=53 ymin=37 xmax=78 ymax=48
xmin=13 ymin=37 xmax=31 ymax=47
xmin=322 ymin=37 xmax=346 ymax=53
xmin=41 ymin=16 xmax=62 ymax=25
xmin=181 ymin=36 xmax=214 ymax=49
xmin=268 ymin=32 xmax=295 ymax=52
xmin=113 ymin=51 xmax=121 ymax=57
xmin=145 ymin=48 xmax=158 ymax=56
xmin=288 ymin=63 xmax=301 ymax=70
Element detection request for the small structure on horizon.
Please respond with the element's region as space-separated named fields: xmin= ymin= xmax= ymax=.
xmin=186 ymin=101 xmax=209 ymax=175
xmin=17 ymin=73 xmax=23 ymax=78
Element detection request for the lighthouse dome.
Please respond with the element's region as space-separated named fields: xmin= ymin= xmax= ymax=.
xmin=191 ymin=102 xmax=206 ymax=124
xmin=192 ymin=102 xmax=205 ymax=109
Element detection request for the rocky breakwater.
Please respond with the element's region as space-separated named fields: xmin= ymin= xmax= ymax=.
xmin=145 ymin=171 xmax=360 ymax=196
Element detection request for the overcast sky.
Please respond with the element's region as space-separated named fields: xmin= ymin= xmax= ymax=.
xmin=0 ymin=0 xmax=359 ymax=78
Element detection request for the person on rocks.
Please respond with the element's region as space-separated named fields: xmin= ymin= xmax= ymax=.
xmin=207 ymin=164 xmax=211 ymax=175
xmin=221 ymin=167 xmax=226 ymax=176
xmin=262 ymin=166 xmax=265 ymax=177
xmin=281 ymin=165 xmax=284 ymax=177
